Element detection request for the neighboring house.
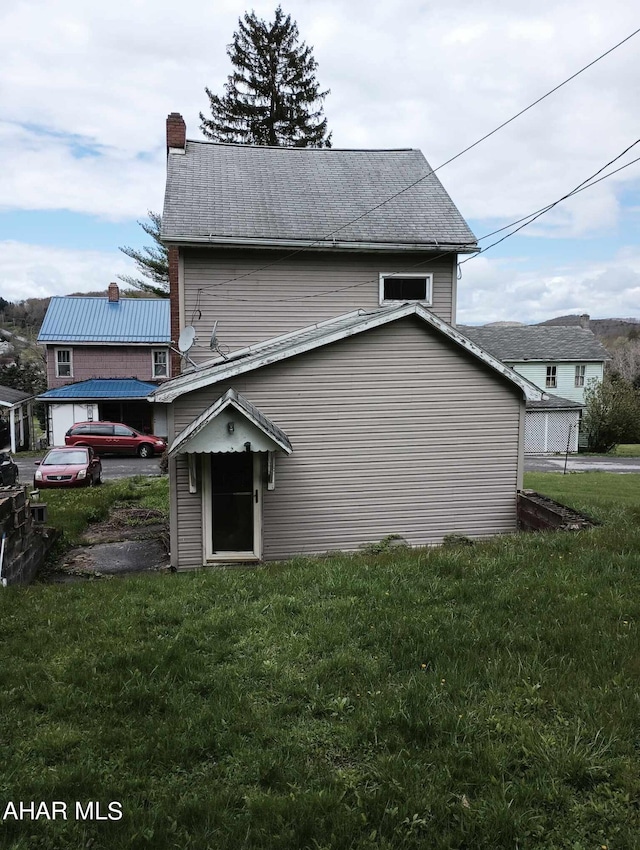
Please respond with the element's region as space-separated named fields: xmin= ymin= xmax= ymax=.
xmin=462 ymin=323 xmax=609 ymax=453
xmin=0 ymin=384 xmax=35 ymax=453
xmin=150 ymin=113 xmax=544 ymax=569
xmin=37 ymin=285 xmax=171 ymax=445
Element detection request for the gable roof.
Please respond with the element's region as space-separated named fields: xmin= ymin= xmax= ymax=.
xmin=38 ymin=379 xmax=160 ymax=401
xmin=0 ymin=384 xmax=32 ymax=406
xmin=460 ymin=325 xmax=609 ymax=362
xmin=526 ymin=393 xmax=584 ymax=411
xmin=169 ymin=389 xmax=292 ymax=456
xmin=162 ymin=141 xmax=477 ymax=253
xmin=150 ymin=304 xmax=544 ymax=404
xmin=38 ymin=297 xmax=170 ymax=344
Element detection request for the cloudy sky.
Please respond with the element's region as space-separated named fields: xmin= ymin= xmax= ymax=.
xmin=1 ymin=0 xmax=639 ymax=324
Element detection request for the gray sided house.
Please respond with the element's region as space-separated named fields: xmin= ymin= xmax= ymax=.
xmin=153 ymin=113 xmax=543 ymax=568
xmin=462 ymin=324 xmax=609 ymax=453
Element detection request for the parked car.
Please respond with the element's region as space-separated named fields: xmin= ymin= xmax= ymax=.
xmin=0 ymin=452 xmax=18 ymax=486
xmin=65 ymin=422 xmax=167 ymax=458
xmin=34 ymin=447 xmax=102 ymax=488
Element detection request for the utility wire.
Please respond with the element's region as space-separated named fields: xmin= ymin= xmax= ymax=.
xmin=200 ymin=147 xmax=640 ymax=302
xmin=460 ymin=138 xmax=640 ymax=262
xmin=198 ymin=24 xmax=640 ymax=291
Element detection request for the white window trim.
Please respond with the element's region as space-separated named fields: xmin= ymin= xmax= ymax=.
xmin=202 ymin=453 xmax=262 ymax=562
xmin=545 ymin=365 xmax=557 ymax=389
xmin=152 ymin=348 xmax=169 ymax=379
xmin=379 ymin=273 xmax=433 ymax=307
xmin=574 ymin=364 xmax=586 ymax=387
xmin=54 ymin=347 xmax=73 ymax=378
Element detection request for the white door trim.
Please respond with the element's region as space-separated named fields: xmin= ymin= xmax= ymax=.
xmin=202 ymin=453 xmax=262 ymax=562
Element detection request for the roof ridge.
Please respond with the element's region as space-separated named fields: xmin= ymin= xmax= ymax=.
xmin=185 ymin=139 xmax=417 ymax=153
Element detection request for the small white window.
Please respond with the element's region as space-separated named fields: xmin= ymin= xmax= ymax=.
xmin=379 ymin=273 xmax=432 ymax=306
xmin=152 ymin=349 xmax=168 ymax=378
xmin=55 ymin=348 xmax=72 ymax=378
xmin=546 ymin=365 xmax=557 ymax=389
xmin=575 ymin=364 xmax=586 ymax=387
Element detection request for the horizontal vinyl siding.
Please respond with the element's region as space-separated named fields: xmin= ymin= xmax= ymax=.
xmin=512 ymin=361 xmax=603 ymax=404
xmin=182 ymin=248 xmax=455 ymax=357
xmin=172 ymin=316 xmax=522 ymax=565
xmin=174 ymin=454 xmax=203 ymax=567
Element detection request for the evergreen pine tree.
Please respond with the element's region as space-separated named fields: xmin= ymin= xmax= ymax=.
xmin=200 ymin=6 xmax=332 ymax=147
xmin=118 ymin=211 xmax=169 ymax=297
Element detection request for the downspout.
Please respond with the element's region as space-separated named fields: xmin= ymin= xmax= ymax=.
xmin=0 ymin=532 xmax=7 ymax=587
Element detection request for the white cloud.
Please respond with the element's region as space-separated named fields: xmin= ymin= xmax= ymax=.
xmin=0 ymin=241 xmax=135 ymax=301
xmin=0 ymin=0 xmax=639 ymax=315
xmin=458 ymin=248 xmax=640 ymax=324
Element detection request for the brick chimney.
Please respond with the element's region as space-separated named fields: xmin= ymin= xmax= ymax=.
xmin=108 ymin=282 xmax=120 ymax=303
xmin=579 ymin=313 xmax=590 ymax=329
xmin=166 ymin=112 xmax=186 ymax=153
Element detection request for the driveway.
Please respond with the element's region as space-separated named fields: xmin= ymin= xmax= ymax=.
xmin=14 ymin=453 xmax=163 ymax=484
xmin=525 ymin=454 xmax=640 ymax=474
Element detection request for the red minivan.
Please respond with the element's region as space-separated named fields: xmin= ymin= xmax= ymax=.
xmin=65 ymin=422 xmax=167 ymax=457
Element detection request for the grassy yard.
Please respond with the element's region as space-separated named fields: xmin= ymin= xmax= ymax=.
xmin=1 ymin=475 xmax=639 ymax=848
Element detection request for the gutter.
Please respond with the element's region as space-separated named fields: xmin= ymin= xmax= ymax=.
xmin=160 ymin=234 xmax=479 ymax=254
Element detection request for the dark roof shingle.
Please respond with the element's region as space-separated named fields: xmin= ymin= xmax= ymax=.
xmin=460 ymin=325 xmax=609 ymax=362
xmin=162 ymin=141 xmax=477 ymax=250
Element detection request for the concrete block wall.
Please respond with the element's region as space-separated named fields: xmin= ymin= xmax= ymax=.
xmin=0 ymin=486 xmax=56 ymax=585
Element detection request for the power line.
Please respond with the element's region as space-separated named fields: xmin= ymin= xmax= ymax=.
xmin=461 ymin=139 xmax=640 ymax=262
xmin=198 ymin=24 xmax=640 ymax=291
xmin=200 ymin=146 xmax=640 ymax=303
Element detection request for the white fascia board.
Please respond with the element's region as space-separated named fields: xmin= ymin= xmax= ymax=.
xmin=169 ymin=390 xmax=292 ymax=455
xmin=153 ymin=303 xmax=544 ymax=404
xmin=153 ymin=305 xmax=418 ymax=403
xmin=414 ymin=306 xmax=545 ymax=401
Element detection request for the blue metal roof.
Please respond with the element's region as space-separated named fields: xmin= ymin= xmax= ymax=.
xmin=38 ymin=379 xmax=160 ymax=400
xmin=38 ymin=297 xmax=170 ymax=343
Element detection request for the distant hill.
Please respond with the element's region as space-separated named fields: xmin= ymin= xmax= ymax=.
xmin=536 ymin=315 xmax=640 ymax=342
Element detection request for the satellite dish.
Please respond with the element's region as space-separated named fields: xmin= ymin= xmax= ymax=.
xmin=178 ymin=326 xmax=196 ymax=354
xmin=209 ymin=321 xmax=219 ymax=350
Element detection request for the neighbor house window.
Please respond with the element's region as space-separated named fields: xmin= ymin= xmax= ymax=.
xmin=379 ymin=273 xmax=432 ymax=305
xmin=55 ymin=348 xmax=72 ymax=378
xmin=545 ymin=365 xmax=557 ymax=388
xmin=575 ymin=364 xmax=586 ymax=387
xmin=152 ymin=349 xmax=168 ymax=378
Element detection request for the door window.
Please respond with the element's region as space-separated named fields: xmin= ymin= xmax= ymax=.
xmin=210 ymin=453 xmax=254 ymax=552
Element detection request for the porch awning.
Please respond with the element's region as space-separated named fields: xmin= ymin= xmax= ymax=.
xmin=169 ymin=388 xmax=292 ymax=456
xmin=38 ymin=379 xmax=159 ymax=401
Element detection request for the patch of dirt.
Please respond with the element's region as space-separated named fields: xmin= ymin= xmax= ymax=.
xmin=44 ymin=505 xmax=171 ymax=582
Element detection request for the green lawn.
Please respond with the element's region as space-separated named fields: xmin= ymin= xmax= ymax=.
xmin=612 ymin=444 xmax=640 ymax=457
xmin=1 ymin=475 xmax=639 ymax=848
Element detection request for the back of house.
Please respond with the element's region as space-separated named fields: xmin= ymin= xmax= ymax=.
xmin=154 ymin=113 xmax=543 ymax=568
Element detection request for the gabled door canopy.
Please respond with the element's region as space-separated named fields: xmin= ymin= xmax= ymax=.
xmin=168 ymin=388 xmax=292 ymax=456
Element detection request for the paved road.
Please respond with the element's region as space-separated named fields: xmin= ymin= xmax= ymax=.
xmin=525 ymin=454 xmax=640 ymax=474
xmin=14 ymin=453 xmax=163 ymax=484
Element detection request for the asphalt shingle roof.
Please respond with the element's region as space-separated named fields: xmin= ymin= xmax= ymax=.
xmin=38 ymin=297 xmax=170 ymax=343
xmin=151 ymin=304 xmax=544 ymax=404
xmin=0 ymin=384 xmax=32 ymax=405
xmin=162 ymin=141 xmax=477 ymax=250
xmin=526 ymin=394 xmax=584 ymax=410
xmin=460 ymin=325 xmax=609 ymax=362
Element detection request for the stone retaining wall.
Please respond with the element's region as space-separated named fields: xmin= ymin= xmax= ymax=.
xmin=0 ymin=486 xmax=57 ymax=585
xmin=518 ymin=489 xmax=599 ymax=533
